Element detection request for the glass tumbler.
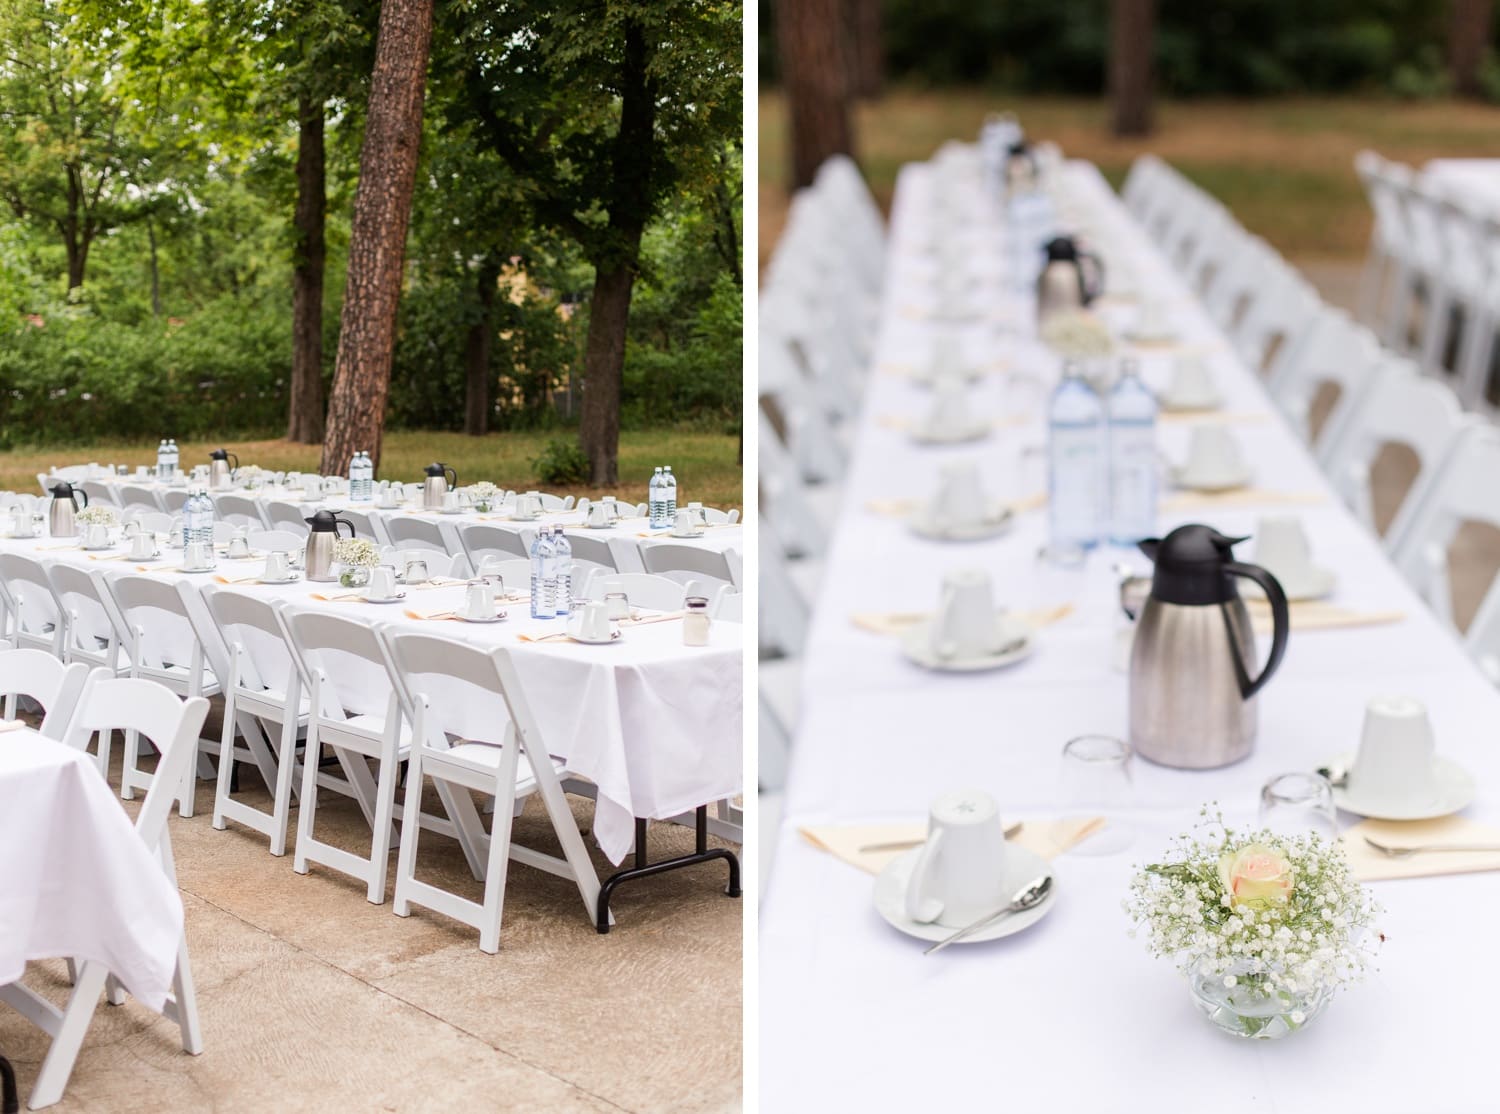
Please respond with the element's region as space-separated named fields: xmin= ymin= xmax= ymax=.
xmin=1258 ymin=772 xmax=1338 ymax=842
xmin=1060 ymin=734 xmax=1137 ymax=855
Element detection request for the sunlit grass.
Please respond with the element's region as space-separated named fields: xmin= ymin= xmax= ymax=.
xmin=760 ymin=90 xmax=1500 ymax=263
xmin=2 ymin=428 xmax=744 ymax=512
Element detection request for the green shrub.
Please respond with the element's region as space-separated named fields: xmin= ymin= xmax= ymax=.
xmin=531 ymin=436 xmax=589 ymax=485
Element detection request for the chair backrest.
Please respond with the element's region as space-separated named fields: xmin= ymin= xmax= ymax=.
xmin=378 ymin=545 xmax=469 ymax=580
xmin=639 ymin=542 xmax=737 ymax=589
xmin=385 ymin=515 xmax=450 ymax=552
xmin=117 ymin=484 xmax=165 ymax=513
xmin=713 ymin=590 xmax=742 ymax=622
xmin=377 ymin=628 xmax=517 ymax=751
xmin=264 ymin=501 xmax=311 ymax=535
xmin=458 ymin=522 xmax=535 ymax=565
xmin=203 ymin=587 xmax=298 ymax=702
xmin=161 ymin=489 xmax=191 ymax=513
xmin=80 ymin=479 xmax=118 ymax=506
xmin=277 ymin=606 xmax=397 ymax=722
xmin=586 ymin=573 xmax=690 ymax=613
xmin=134 ymin=510 xmax=176 ymax=536
xmin=1318 ymin=355 xmax=1474 ymax=539
xmin=247 ymin=529 xmax=305 ymax=553
xmin=0 ymin=648 xmax=93 ymax=738
xmin=1272 ymin=307 xmax=1384 ymax=449
xmin=558 ymin=532 xmax=617 ymax=576
xmin=468 ymin=556 xmax=533 ymax=590
xmin=212 ymin=493 xmax=269 ymax=530
xmin=46 ymin=563 xmax=127 ymax=669
xmin=0 ymin=552 xmax=63 ymax=651
xmin=103 ymin=574 xmax=208 ymax=678
xmin=758 ymin=520 xmax=810 ymax=658
xmin=63 ymin=678 xmax=209 ymax=843
xmin=335 ymin=507 xmax=387 ymax=545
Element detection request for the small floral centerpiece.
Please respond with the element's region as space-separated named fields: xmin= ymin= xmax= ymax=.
xmin=238 ymin=464 xmax=265 ymax=489
xmin=333 ymin=536 xmax=381 ymax=587
xmin=76 ymin=504 xmax=120 ymax=528
xmin=468 ymin=481 xmax=500 ymax=513
xmin=1125 ymin=810 xmax=1380 ymax=1040
xmin=1039 ymin=309 xmax=1113 ymax=359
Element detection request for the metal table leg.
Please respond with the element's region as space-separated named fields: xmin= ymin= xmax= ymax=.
xmin=1 ymin=1051 xmax=18 ymax=1114
xmin=595 ymin=806 xmax=742 ymax=934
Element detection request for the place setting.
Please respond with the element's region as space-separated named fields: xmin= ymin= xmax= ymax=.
xmin=905 ymin=461 xmax=1015 ymax=541
xmin=886 ymin=568 xmax=1039 ymax=672
xmin=1160 ymin=425 xmax=1325 ymax=510
xmin=1319 ymin=695 xmax=1476 ymax=824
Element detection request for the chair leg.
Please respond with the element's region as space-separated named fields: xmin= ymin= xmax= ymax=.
xmin=392 ymin=750 xmax=426 ymax=919
xmin=365 ymin=744 xmax=401 ymax=904
xmin=177 ymin=736 xmax=199 ymax=819
xmin=120 ymin=728 xmax=141 ymax=800
xmin=268 ymin=714 xmax=299 ymax=858
xmin=292 ymin=731 xmax=323 ymax=877
xmin=478 ymin=744 xmax=522 ymax=954
xmin=211 ymin=696 xmax=238 ymax=833
xmin=26 ymin=962 xmax=109 ymax=1110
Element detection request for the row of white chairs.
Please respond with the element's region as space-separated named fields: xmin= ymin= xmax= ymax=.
xmin=1123 ymin=153 xmax=1500 ymax=684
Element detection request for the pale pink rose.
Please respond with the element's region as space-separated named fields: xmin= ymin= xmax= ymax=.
xmin=1217 ymin=843 xmax=1294 ymax=910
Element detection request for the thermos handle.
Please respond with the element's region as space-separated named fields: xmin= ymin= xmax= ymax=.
xmin=444 ymin=465 xmax=458 ymax=489
xmin=903 ymin=827 xmax=945 ymax=924
xmin=336 ymin=519 xmax=356 ymax=539
xmin=228 ymin=451 xmax=239 ymax=469
xmin=1223 ymin=561 xmax=1289 ymax=699
xmin=75 ymin=486 xmax=88 ymax=508
xmin=1080 ymin=250 xmax=1106 ymax=303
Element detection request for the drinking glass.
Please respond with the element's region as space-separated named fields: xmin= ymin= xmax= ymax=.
xmin=1258 ymin=772 xmax=1338 ymax=842
xmin=1059 ymin=734 xmax=1136 ymax=855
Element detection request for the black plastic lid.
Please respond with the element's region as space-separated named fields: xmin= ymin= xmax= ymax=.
xmin=425 ymin=462 xmax=447 ymax=477
xmin=1044 ymin=235 xmax=1079 ymax=262
xmin=210 ymin=448 xmax=229 ymax=460
xmin=1139 ymin=524 xmax=1249 ymax=606
xmin=49 ymin=480 xmax=75 ymax=497
xmin=305 ymin=509 xmax=341 ymax=531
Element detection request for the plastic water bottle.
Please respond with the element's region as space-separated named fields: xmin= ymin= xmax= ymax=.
xmin=166 ymin=439 xmax=179 ymax=481
xmin=155 ymin=440 xmax=168 ymax=480
xmin=183 ymin=486 xmax=216 ymax=549
xmin=662 ymin=466 xmax=678 ymax=523
xmin=648 ymin=466 xmax=666 ymax=527
xmin=529 ymin=530 xmax=556 ymax=619
xmin=551 ymin=526 xmax=572 ymax=616
xmin=350 ymin=451 xmax=373 ymax=502
xmin=1107 ymin=358 xmax=1159 ymax=545
xmin=1047 ymin=360 xmax=1106 ymax=558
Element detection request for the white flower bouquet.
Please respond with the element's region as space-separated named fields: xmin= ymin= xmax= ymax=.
xmin=1125 ymin=810 xmax=1380 ymax=1039
xmin=468 ymin=481 xmax=500 ymax=512
xmin=333 ymin=537 xmax=381 ymax=587
xmin=76 ymin=505 xmax=120 ymax=528
xmin=1039 ymin=309 xmax=1113 ymax=358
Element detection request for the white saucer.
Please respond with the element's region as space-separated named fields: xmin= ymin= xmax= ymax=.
xmin=258 ymin=575 xmax=300 ymax=585
xmin=510 ymin=514 xmax=542 ymax=523
xmin=670 ymin=528 xmax=706 ymax=539
xmin=177 ymin=566 xmax=217 ymax=575
xmin=81 ymin=543 xmax=114 ymax=552
xmin=1243 ymin=565 xmax=1336 ymax=603
xmin=359 ymin=592 xmax=407 ymax=604
xmin=584 ymin=522 xmax=617 ymax=530
xmin=459 ymin=612 xmax=508 ymax=624
xmin=222 ymin=553 xmax=260 ymax=562
xmin=874 ymin=844 xmax=1057 ymax=944
xmin=439 ymin=507 xmax=471 ymax=516
xmin=898 ymin=618 xmax=1033 ymax=672
xmin=910 ymin=420 xmax=991 ymax=446
xmin=1159 ymin=391 xmax=1223 ymax=413
xmin=1171 ymin=465 xmax=1253 ymax=493
xmin=907 ymin=503 xmax=1014 ymax=542
xmin=567 ymin=624 xmax=621 ymax=644
xmin=1325 ymin=752 xmax=1477 ymax=820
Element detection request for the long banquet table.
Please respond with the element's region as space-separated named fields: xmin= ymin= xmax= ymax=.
xmin=760 ymin=152 xmax=1500 ymax=1112
xmin=0 ymin=532 xmax=742 ymax=865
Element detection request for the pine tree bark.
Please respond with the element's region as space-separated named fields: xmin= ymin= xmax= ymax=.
xmin=578 ymin=18 xmax=654 ymax=486
xmin=778 ymin=0 xmax=854 ymax=189
xmin=288 ymin=94 xmax=327 ymax=444
xmin=845 ymin=0 xmax=884 ymax=100
xmin=320 ymin=0 xmax=433 ymax=475
xmin=1450 ymin=0 xmax=1493 ymax=98
xmin=464 ymin=257 xmax=498 ymax=436
xmin=1109 ymin=0 xmax=1157 ymax=138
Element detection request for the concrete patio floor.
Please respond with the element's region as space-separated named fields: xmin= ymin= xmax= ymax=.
xmin=0 ymin=740 xmax=743 ymax=1113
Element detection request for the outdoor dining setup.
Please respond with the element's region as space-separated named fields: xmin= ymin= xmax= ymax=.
xmin=759 ymin=121 xmax=1500 ymax=1110
xmin=0 ymin=457 xmax=743 ymax=1109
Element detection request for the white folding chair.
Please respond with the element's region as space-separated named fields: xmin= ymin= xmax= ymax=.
xmin=160 ymin=489 xmax=191 ymax=513
xmin=5 ymin=679 xmax=207 ymax=1110
xmin=379 ymin=629 xmax=604 ymax=951
xmin=458 ymin=522 xmax=536 ymax=565
xmin=78 ymin=480 xmax=116 ymax=507
xmin=203 ymin=589 xmax=306 ymax=857
xmin=586 ymin=573 xmax=691 ymax=612
xmin=116 ymin=484 xmax=165 ymax=513
xmin=45 ymin=564 xmax=131 ymax=679
xmin=263 ymin=501 xmax=311 ymax=536
xmin=334 ymin=507 xmax=390 ymax=546
xmin=1271 ymin=307 xmax=1385 ymax=450
xmin=556 ymin=532 xmax=617 ymax=580
xmin=0 ymin=648 xmax=92 ymax=738
xmin=246 ymin=529 xmax=305 ymax=553
xmin=379 ymin=546 xmax=469 ymax=581
xmin=639 ymin=542 xmax=739 ymax=591
xmin=385 ymin=515 xmax=451 ymax=553
xmin=0 ymin=552 xmax=65 ymax=656
xmin=211 ymin=493 xmax=270 ymax=531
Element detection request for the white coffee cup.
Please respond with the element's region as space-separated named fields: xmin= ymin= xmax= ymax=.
xmin=600 ymin=496 xmax=620 ymax=521
xmin=84 ymin=523 xmax=109 ymax=549
xmin=905 ymin=789 xmax=1010 ymax=926
xmin=687 ymin=501 xmax=706 ymax=527
xmin=464 ymin=581 xmax=496 ymax=619
xmin=1136 ymin=300 xmax=1172 ymax=339
xmin=135 ymin=465 xmax=150 ymax=479
xmin=227 ymin=533 xmax=252 ymax=559
xmin=129 ymin=532 xmax=158 ymax=561
xmin=122 ymin=519 xmax=141 ymax=539
xmin=587 ymin=503 xmax=611 ymax=527
xmin=604 ymin=591 xmax=630 ymax=620
xmin=301 ymin=475 xmax=321 ymax=496
xmin=1178 ymin=424 xmax=1247 ymax=488
xmin=184 ymin=541 xmax=213 ymax=570
xmin=1253 ymin=516 xmax=1315 ymax=588
xmin=1347 ymin=696 xmax=1441 ymax=813
xmin=263 ymin=552 xmax=291 ymax=581
xmin=672 ymin=509 xmax=696 ymax=535
xmin=925 ymin=378 xmax=972 ymax=435
xmin=1166 ymin=354 xmax=1218 ymax=407
xmin=11 ymin=512 xmax=34 ymax=539
xmin=403 ymin=558 xmax=429 ymax=585
xmin=367 ymin=566 xmax=397 ymax=600
xmin=574 ymin=599 xmax=614 ymax=641
xmin=931 ymin=568 xmax=1010 ymax=660
xmin=933 ymin=461 xmax=987 ymax=526
xmin=443 ymin=491 xmax=461 ymax=512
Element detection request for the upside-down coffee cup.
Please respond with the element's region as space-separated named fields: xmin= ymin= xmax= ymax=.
xmin=129 ymin=532 xmax=158 ymax=561
xmin=933 ymin=461 xmax=987 ymax=527
xmin=367 ymin=565 xmax=397 ymax=600
xmin=1166 ymin=354 xmax=1218 ymax=407
xmin=1347 ymin=696 xmax=1441 ymax=813
xmin=263 ymin=551 xmax=291 ymax=581
xmin=464 ymin=581 xmax=496 ymax=620
xmin=1252 ymin=516 xmax=1316 ymax=589
xmin=905 ymin=789 xmax=1010 ymax=926
xmin=931 ymin=568 xmax=1007 ymax=660
xmin=576 ymin=599 xmax=614 ymax=641
xmin=1178 ymin=424 xmax=1248 ymax=488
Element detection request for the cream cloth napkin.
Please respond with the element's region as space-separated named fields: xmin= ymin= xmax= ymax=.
xmin=1341 ymin=817 xmax=1500 ymax=882
xmin=1121 ymin=338 xmax=1224 ymax=356
xmin=1162 ymin=489 xmax=1327 ymax=512
xmin=851 ymin=603 xmax=1074 ymax=637
xmin=800 ymin=817 xmax=1107 ymax=875
xmin=1245 ymin=599 xmax=1405 ymax=634
xmin=865 ymin=492 xmax=1047 ymax=518
xmin=1158 ymin=410 xmax=1272 ymax=425
xmin=0 ymin=718 xmax=27 ymax=733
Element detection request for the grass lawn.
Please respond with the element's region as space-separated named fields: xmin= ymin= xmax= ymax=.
xmin=759 ymin=91 xmax=1500 ymax=266
xmin=2 ymin=428 xmax=743 ymax=512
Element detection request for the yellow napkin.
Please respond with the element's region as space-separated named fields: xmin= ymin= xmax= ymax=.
xmin=865 ymin=492 xmax=1046 ymax=518
xmin=1246 ymin=599 xmax=1405 ymax=634
xmin=800 ymin=817 xmax=1107 ymax=875
xmin=850 ymin=603 xmax=1075 ymax=637
xmin=1158 ymin=410 xmax=1272 ymax=425
xmin=0 ymin=718 xmax=27 ymax=733
xmin=1341 ymin=817 xmax=1500 ymax=882
xmin=1162 ymin=489 xmax=1326 ymax=512
xmin=1123 ymin=339 xmax=1224 ymax=356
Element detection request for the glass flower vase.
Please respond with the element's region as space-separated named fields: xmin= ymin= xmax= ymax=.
xmin=1188 ymin=962 xmax=1334 ymax=1040
xmin=336 ymin=564 xmax=372 ymax=589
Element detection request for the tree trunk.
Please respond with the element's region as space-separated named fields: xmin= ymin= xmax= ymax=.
xmin=1450 ymin=0 xmax=1493 ymax=98
xmin=1108 ymin=0 xmax=1157 ymax=138
xmin=578 ymin=17 xmax=655 ymax=486
xmin=320 ymin=0 xmax=433 ymax=476
xmin=147 ymin=218 xmax=161 ymax=315
xmin=845 ymin=0 xmax=884 ymax=100
xmin=778 ymin=0 xmax=853 ymax=189
xmin=288 ymin=95 xmax=327 ymax=445
xmin=464 ymin=258 xmax=498 ymax=436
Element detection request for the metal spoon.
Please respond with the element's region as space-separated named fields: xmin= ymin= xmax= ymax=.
xmin=1363 ymin=836 xmax=1500 ymax=859
xmin=923 ymin=874 xmax=1054 ymax=956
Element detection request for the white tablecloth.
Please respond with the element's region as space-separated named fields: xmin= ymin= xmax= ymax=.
xmin=0 ymin=535 xmax=743 ymax=864
xmin=0 ymin=728 xmax=183 ymax=1011
xmin=761 ymin=155 xmax=1500 ymax=1112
